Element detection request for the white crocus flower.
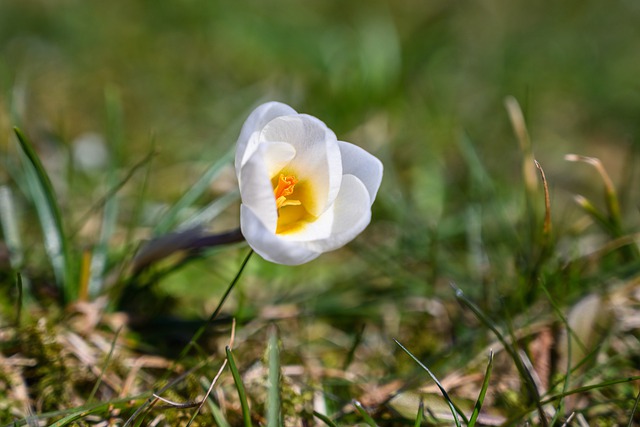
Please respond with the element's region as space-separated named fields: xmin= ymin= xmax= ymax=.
xmin=235 ymin=102 xmax=383 ymax=265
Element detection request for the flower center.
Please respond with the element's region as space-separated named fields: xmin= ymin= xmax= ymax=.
xmin=271 ymin=172 xmax=316 ymax=235
xmin=273 ymin=174 xmax=301 ymax=209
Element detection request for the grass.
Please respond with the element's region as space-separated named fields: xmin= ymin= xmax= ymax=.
xmin=2 ymin=0 xmax=640 ymax=425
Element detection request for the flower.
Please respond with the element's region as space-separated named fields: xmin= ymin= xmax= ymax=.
xmin=235 ymin=102 xmax=383 ymax=265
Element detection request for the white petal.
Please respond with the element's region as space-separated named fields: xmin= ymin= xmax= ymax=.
xmin=338 ymin=141 xmax=383 ymax=205
xmin=302 ymin=174 xmax=372 ymax=253
xmin=260 ymin=114 xmax=342 ymax=216
xmin=263 ymin=142 xmax=296 ymax=177
xmin=239 ymin=142 xmax=283 ymax=233
xmin=235 ymin=102 xmax=297 ymax=174
xmin=278 ymin=204 xmax=335 ymax=242
xmin=241 ymin=205 xmax=321 ymax=265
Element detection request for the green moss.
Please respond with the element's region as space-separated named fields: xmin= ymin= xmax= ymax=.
xmin=19 ymin=319 xmax=75 ymax=411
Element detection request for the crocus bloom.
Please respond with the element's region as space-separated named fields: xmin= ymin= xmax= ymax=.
xmin=235 ymin=102 xmax=383 ymax=265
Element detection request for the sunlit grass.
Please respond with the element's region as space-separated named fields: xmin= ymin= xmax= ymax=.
xmin=2 ymin=1 xmax=640 ymax=425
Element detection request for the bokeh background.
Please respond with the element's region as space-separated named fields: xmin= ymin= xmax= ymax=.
xmin=2 ymin=0 xmax=640 ymax=336
xmin=2 ymin=0 xmax=640 ymax=339
xmin=2 ymin=1 xmax=640 ymax=423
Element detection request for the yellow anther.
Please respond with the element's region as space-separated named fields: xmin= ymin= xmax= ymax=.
xmin=274 ymin=174 xmax=301 ymax=209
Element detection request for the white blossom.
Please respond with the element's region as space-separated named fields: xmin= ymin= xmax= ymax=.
xmin=236 ymin=102 xmax=383 ymax=265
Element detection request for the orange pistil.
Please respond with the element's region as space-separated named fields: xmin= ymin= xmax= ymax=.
xmin=274 ymin=174 xmax=301 ymax=209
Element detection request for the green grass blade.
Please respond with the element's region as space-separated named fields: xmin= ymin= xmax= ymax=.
xmin=87 ymin=327 xmax=121 ymax=403
xmin=10 ymin=393 xmax=151 ymax=427
xmin=457 ymin=132 xmax=496 ymax=196
xmin=394 ymin=339 xmax=465 ymax=426
xmin=353 ymin=399 xmax=378 ymax=427
xmin=48 ymin=411 xmax=92 ymax=427
xmin=206 ymin=397 xmax=232 ymax=427
xmin=88 ymin=185 xmax=118 ymax=298
xmin=153 ymin=146 xmax=234 ymax=235
xmin=414 ymin=399 xmax=424 ymax=427
xmin=453 ymin=284 xmax=548 ymax=426
xmin=572 ymin=194 xmax=616 ymax=236
xmin=468 ymin=351 xmax=493 ymax=427
xmin=226 ymin=346 xmax=252 ymax=427
xmin=505 ymin=96 xmax=538 ymax=206
xmin=342 ymin=324 xmax=365 ymax=371
xmin=127 ymin=249 xmax=253 ymax=424
xmin=173 ymin=250 xmax=253 ymax=363
xmin=122 ymin=360 xmax=210 ymax=427
xmin=504 ymin=374 xmax=640 ymax=424
xmin=14 ymin=127 xmax=75 ymax=302
xmin=565 ymin=154 xmax=625 ymax=238
xmin=313 ymin=411 xmax=339 ymax=427
xmin=104 ymin=86 xmax=125 ymax=164
xmin=541 ymin=375 xmax=640 ymax=405
xmin=14 ymin=272 xmax=23 ymax=326
xmin=86 ymin=88 xmax=124 ymax=298
xmin=267 ymin=327 xmax=281 ymax=427
xmin=176 ymin=189 xmax=239 ymax=231
xmin=200 ymin=378 xmax=232 ymax=427
xmin=627 ymin=387 xmax=640 ymax=427
xmin=132 ymin=407 xmax=150 ymax=427
xmin=540 ymin=285 xmax=573 ymax=424
xmin=71 ymin=149 xmax=156 ymax=238
xmin=0 ymin=184 xmax=24 ymax=268
xmin=123 ymin=144 xmax=155 ymax=246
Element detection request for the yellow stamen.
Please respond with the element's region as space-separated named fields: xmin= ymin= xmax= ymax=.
xmin=274 ymin=174 xmax=301 ymax=209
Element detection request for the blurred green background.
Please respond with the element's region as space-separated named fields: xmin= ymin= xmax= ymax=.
xmin=3 ymin=1 xmax=640 ymax=424
xmin=3 ymin=0 xmax=639 ymax=164
xmin=1 ymin=0 xmax=640 ymax=323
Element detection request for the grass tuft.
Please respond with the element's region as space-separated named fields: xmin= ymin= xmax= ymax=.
xmin=14 ymin=127 xmax=75 ymax=303
xmin=2 ymin=2 xmax=640 ymax=425
xmin=394 ymin=339 xmax=465 ymax=426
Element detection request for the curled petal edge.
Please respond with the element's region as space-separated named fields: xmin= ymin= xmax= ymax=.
xmin=304 ymin=174 xmax=372 ymax=253
xmin=235 ymin=102 xmax=298 ymax=174
xmin=240 ymin=205 xmax=321 ymax=265
xmin=337 ymin=141 xmax=383 ymax=205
